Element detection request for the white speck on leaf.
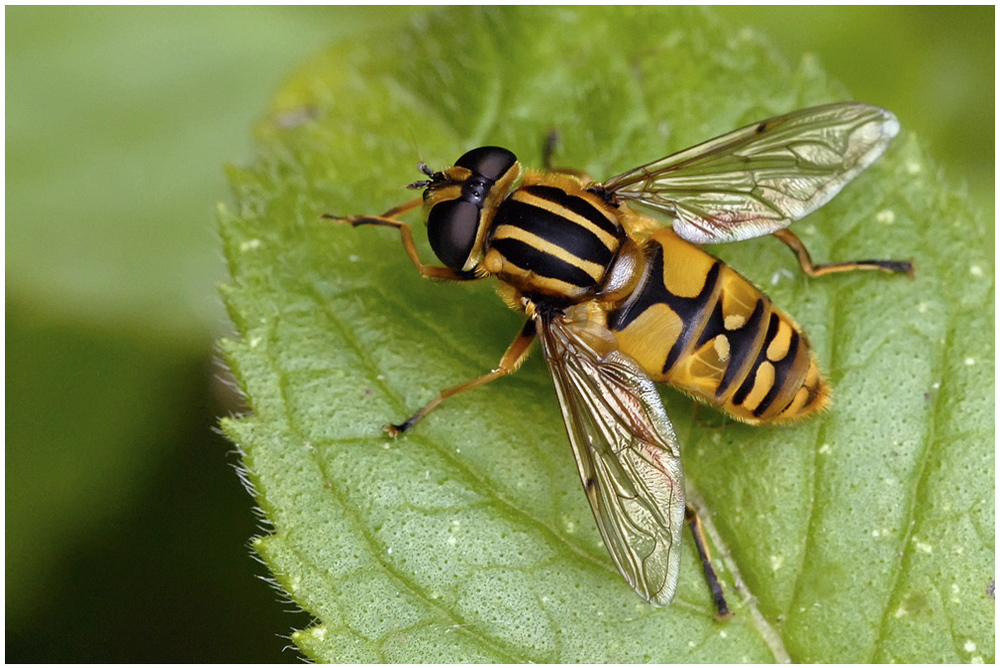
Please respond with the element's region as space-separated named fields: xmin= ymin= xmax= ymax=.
xmin=875 ymin=209 xmax=895 ymax=224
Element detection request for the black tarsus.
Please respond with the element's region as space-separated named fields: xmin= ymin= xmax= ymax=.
xmin=686 ymin=505 xmax=732 ymax=619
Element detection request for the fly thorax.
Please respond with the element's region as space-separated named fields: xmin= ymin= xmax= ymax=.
xmin=485 ymin=181 xmax=626 ymax=303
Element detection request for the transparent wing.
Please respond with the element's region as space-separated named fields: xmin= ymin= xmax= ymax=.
xmin=538 ymin=313 xmax=685 ymax=605
xmin=601 ymin=103 xmax=899 ymax=244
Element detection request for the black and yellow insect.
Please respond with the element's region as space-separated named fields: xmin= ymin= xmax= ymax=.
xmin=327 ymin=103 xmax=913 ymax=612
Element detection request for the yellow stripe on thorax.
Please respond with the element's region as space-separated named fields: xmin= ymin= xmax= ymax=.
xmin=510 ymin=190 xmax=620 ymax=249
xmin=491 ymin=224 xmax=605 ymax=279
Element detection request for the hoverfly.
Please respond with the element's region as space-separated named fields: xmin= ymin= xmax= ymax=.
xmin=326 ymin=103 xmax=913 ymax=613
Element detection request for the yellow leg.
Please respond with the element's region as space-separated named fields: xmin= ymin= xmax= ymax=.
xmin=322 ymin=198 xmax=473 ymax=281
xmin=388 ymin=320 xmax=537 ymax=435
xmin=773 ymin=228 xmax=914 ymax=278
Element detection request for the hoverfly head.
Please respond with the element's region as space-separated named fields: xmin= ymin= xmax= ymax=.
xmin=423 ymin=146 xmax=520 ymax=272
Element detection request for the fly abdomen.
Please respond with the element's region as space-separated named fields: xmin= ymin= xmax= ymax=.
xmin=482 ymin=176 xmax=625 ymax=303
xmin=608 ymin=228 xmax=829 ymax=424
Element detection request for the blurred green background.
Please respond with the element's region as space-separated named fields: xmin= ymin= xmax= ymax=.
xmin=6 ymin=6 xmax=992 ymax=662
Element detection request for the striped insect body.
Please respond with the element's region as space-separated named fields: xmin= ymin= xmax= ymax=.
xmin=327 ymin=103 xmax=913 ymax=612
xmin=484 ymin=172 xmax=627 ymax=302
xmin=608 ymin=229 xmax=827 ymax=425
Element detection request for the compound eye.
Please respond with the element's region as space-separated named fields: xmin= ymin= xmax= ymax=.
xmin=427 ymin=199 xmax=480 ymax=270
xmin=454 ymin=146 xmax=518 ymax=182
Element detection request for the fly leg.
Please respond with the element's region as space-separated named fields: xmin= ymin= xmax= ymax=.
xmin=387 ymin=320 xmax=538 ymax=436
xmin=542 ymin=130 xmax=592 ymax=179
xmin=686 ymin=505 xmax=733 ymax=619
xmin=773 ymin=228 xmax=914 ymax=278
xmin=323 ymin=198 xmax=475 ymax=281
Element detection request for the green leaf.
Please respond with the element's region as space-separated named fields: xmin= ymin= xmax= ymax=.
xmin=219 ymin=7 xmax=994 ymax=662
